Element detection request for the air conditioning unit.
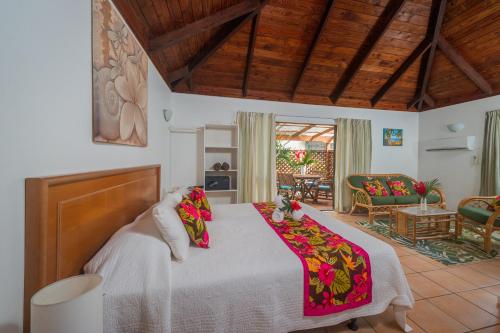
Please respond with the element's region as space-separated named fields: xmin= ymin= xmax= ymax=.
xmin=424 ymin=136 xmax=476 ymax=151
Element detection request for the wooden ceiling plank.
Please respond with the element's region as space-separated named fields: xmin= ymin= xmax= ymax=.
xmin=292 ymin=125 xmax=315 ymax=137
xmin=423 ymin=93 xmax=435 ymax=107
xmin=310 ymin=127 xmax=335 ymax=141
xmin=371 ymin=38 xmax=431 ymax=106
xmin=437 ymin=35 xmax=493 ymax=95
xmin=410 ymin=0 xmax=447 ymax=111
xmin=149 ymin=0 xmax=259 ymax=52
xmin=242 ymin=13 xmax=261 ymax=97
xmin=291 ymin=0 xmax=336 ymax=100
xmin=329 ymin=0 xmax=408 ymax=104
xmin=172 ymin=1 xmax=269 ymax=90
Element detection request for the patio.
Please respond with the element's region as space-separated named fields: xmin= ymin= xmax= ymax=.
xmin=276 ymin=122 xmax=335 ymax=211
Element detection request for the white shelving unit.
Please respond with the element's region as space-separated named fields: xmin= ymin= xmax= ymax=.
xmin=203 ymin=124 xmax=239 ymax=204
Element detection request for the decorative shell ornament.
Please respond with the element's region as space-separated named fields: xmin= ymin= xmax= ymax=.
xmin=292 ymin=209 xmax=304 ymax=221
xmin=272 ymin=208 xmax=285 ymax=223
xmin=274 ymin=195 xmax=285 ymax=209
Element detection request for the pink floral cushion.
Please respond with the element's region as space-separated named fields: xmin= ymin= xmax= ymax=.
xmin=386 ymin=180 xmax=410 ymax=196
xmin=176 ymin=197 xmax=209 ymax=248
xmin=362 ymin=180 xmax=388 ymax=197
xmin=189 ymin=187 xmax=212 ymax=221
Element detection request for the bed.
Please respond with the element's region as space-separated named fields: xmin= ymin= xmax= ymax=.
xmin=24 ymin=165 xmax=414 ymax=333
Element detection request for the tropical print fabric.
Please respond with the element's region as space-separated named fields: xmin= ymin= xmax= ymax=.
xmin=176 ymin=197 xmax=209 ymax=248
xmin=386 ymin=180 xmax=411 ymax=196
xmin=189 ymin=187 xmax=212 ymax=221
xmin=253 ymin=202 xmax=372 ymax=316
xmin=362 ymin=180 xmax=388 ymax=196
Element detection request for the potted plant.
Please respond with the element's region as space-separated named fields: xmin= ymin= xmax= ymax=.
xmin=413 ymin=178 xmax=441 ymax=211
xmin=291 ymin=150 xmax=317 ymax=175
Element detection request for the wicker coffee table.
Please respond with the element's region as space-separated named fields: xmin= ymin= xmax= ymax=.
xmin=390 ymin=207 xmax=457 ymax=245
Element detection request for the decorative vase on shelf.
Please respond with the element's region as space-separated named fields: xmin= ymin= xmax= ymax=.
xmin=420 ymin=197 xmax=428 ymax=211
xmin=272 ymin=208 xmax=285 ymax=223
xmin=300 ymin=166 xmax=307 ymax=175
xmin=292 ymin=209 xmax=304 ymax=221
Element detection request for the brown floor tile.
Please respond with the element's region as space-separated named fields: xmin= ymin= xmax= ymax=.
xmin=458 ymin=289 xmax=500 ymax=317
xmin=428 ymin=294 xmax=499 ymax=330
xmin=407 ymin=299 xmax=469 ymax=333
xmin=406 ymin=273 xmax=452 ymax=298
xmin=466 ymin=262 xmax=500 ymax=280
xmin=365 ymin=307 xmax=425 ymax=333
xmin=401 ymin=263 xmax=415 ymax=274
xmin=475 ymin=325 xmax=500 ymax=333
xmin=326 ymin=318 xmax=375 ymax=333
xmin=399 ymin=255 xmax=442 ymax=272
xmin=393 ymin=246 xmax=412 ymax=257
xmin=484 ymin=284 xmax=500 ymax=296
xmin=446 ymin=266 xmax=500 ymax=288
xmin=422 ymin=269 xmax=477 ymax=292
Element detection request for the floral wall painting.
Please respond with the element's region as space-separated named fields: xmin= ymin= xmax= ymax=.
xmin=383 ymin=128 xmax=403 ymax=146
xmin=92 ymin=0 xmax=148 ymax=146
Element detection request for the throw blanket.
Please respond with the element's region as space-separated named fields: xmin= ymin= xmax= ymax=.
xmin=253 ymin=202 xmax=372 ymax=316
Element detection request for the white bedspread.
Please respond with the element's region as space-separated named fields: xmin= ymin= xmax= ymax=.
xmin=86 ymin=203 xmax=414 ymax=333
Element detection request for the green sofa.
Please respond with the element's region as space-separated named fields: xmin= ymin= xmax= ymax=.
xmin=347 ymin=173 xmax=446 ymax=223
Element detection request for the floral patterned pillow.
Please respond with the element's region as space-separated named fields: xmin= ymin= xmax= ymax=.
xmin=362 ymin=180 xmax=389 ymax=196
xmin=176 ymin=198 xmax=209 ymax=248
xmin=189 ymin=187 xmax=212 ymax=221
xmin=386 ymin=180 xmax=410 ymax=196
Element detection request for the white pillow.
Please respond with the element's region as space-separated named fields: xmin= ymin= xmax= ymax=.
xmin=153 ymin=193 xmax=190 ymax=261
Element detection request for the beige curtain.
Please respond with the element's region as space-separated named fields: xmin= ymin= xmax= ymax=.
xmin=334 ymin=118 xmax=372 ymax=212
xmin=480 ymin=109 xmax=500 ymax=195
xmin=237 ymin=112 xmax=276 ymax=203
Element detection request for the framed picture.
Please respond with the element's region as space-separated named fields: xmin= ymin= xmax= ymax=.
xmin=92 ymin=0 xmax=148 ymax=147
xmin=383 ymin=128 xmax=403 ymax=146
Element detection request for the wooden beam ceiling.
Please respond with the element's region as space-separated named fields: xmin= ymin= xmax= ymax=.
xmin=170 ymin=1 xmax=269 ymax=90
xmin=113 ymin=0 xmax=500 ymax=112
xmin=371 ymin=38 xmax=431 ymax=106
xmin=171 ymin=13 xmax=255 ymax=89
xmin=291 ymin=0 xmax=336 ymax=100
xmin=149 ymin=0 xmax=259 ymax=53
xmin=437 ymin=35 xmax=493 ymax=95
xmin=292 ymin=125 xmax=315 ymax=137
xmin=410 ymin=0 xmax=447 ymax=111
xmin=310 ymin=127 xmax=335 ymax=141
xmin=242 ymin=13 xmax=261 ymax=97
xmin=329 ymin=0 xmax=407 ymax=104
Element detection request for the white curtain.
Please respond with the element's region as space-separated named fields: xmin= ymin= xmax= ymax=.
xmin=334 ymin=118 xmax=372 ymax=212
xmin=237 ymin=112 xmax=276 ymax=203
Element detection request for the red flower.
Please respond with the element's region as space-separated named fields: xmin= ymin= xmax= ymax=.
xmin=318 ymin=263 xmax=335 ymax=286
xmin=294 ymin=150 xmax=306 ymax=162
xmin=290 ymin=200 xmax=301 ymax=211
xmin=413 ymin=181 xmax=426 ymax=196
xmin=322 ymin=291 xmax=335 ymax=306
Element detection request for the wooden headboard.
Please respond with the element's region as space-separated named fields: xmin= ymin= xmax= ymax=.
xmin=24 ymin=165 xmax=161 ymax=332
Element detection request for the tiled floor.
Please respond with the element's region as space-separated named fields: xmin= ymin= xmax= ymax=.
xmin=296 ymin=212 xmax=500 ymax=333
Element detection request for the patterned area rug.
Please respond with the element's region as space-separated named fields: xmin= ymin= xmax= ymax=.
xmin=357 ymin=219 xmax=500 ymax=265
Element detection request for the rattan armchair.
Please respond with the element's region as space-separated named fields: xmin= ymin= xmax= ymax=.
xmin=457 ymin=196 xmax=500 ymax=254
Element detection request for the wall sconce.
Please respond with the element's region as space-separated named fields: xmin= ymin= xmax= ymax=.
xmin=163 ymin=109 xmax=173 ymax=122
xmin=446 ymin=123 xmax=465 ymax=133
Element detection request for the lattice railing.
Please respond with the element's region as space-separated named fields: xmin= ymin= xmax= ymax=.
xmin=277 ymin=150 xmax=334 ymax=179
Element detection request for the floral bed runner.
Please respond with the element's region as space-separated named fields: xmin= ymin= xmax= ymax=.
xmin=253 ymin=202 xmax=372 ymax=316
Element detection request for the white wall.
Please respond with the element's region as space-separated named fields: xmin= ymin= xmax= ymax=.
xmin=0 ymin=1 xmax=172 ymax=332
xmin=172 ymin=93 xmax=420 ymax=178
xmin=419 ymin=95 xmax=500 ymax=209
